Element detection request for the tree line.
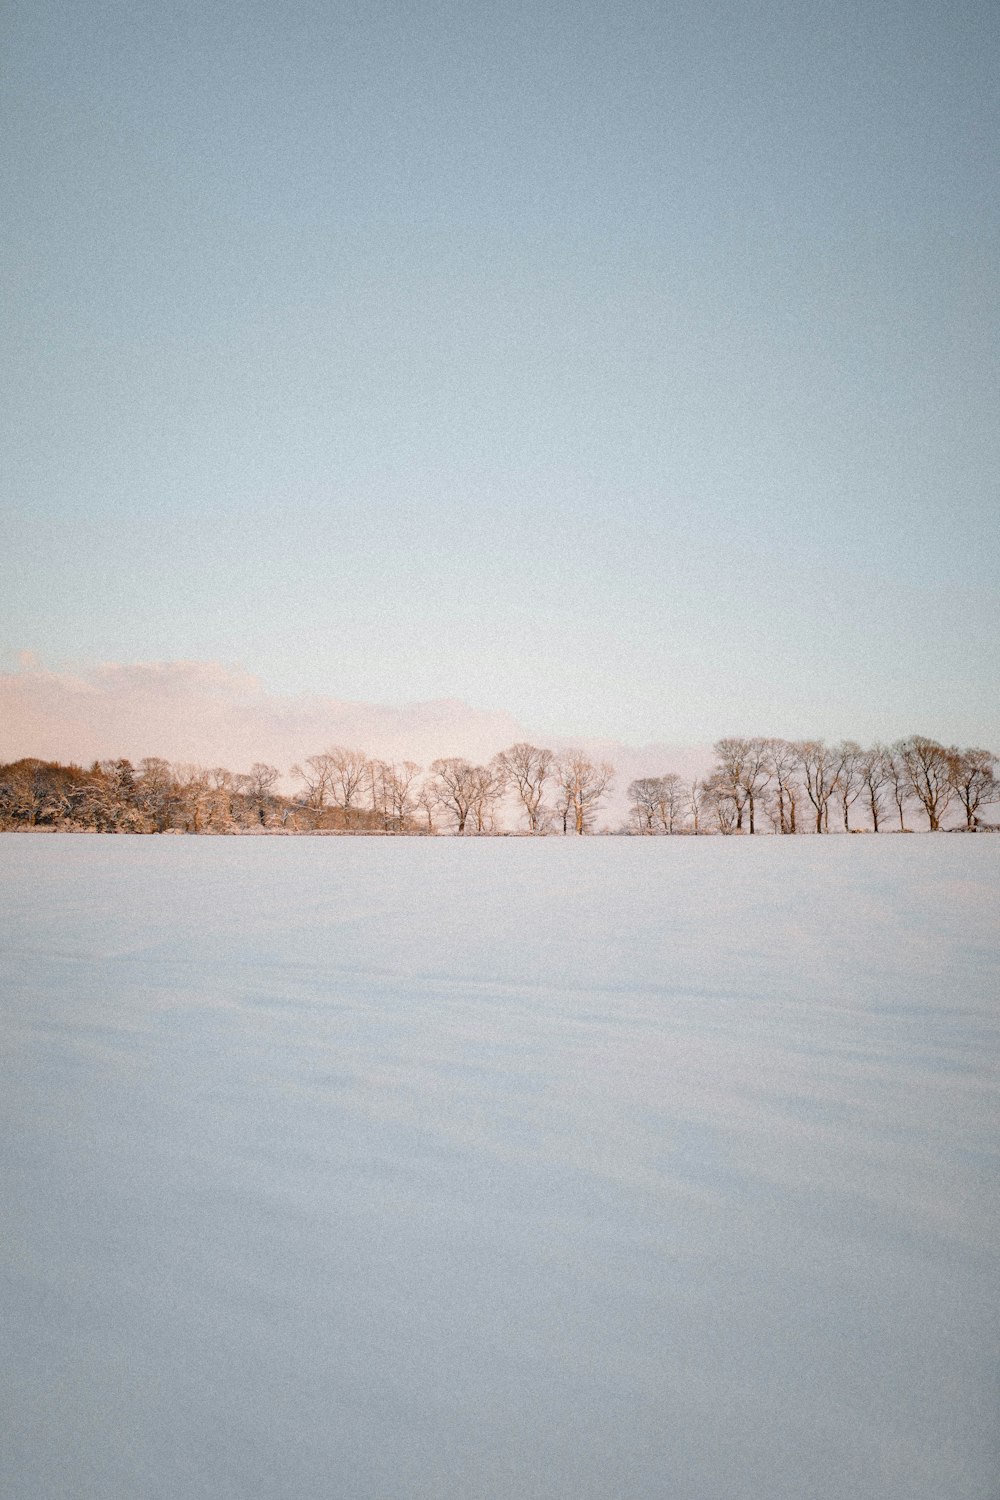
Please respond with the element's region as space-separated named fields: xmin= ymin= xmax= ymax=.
xmin=0 ymin=735 xmax=996 ymax=834
xmin=632 ymin=737 xmax=997 ymax=836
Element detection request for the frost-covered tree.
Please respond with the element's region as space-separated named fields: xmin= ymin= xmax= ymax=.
xmin=245 ymin=763 xmax=280 ymax=826
xmin=687 ymin=777 xmax=714 ymax=836
xmin=555 ymin=752 xmax=614 ymax=834
xmin=495 ymin=743 xmax=553 ymax=833
xmin=383 ymin=762 xmax=422 ymax=831
xmin=765 ymin=740 xmax=800 ymax=834
xmin=136 ymin=757 xmax=175 ymax=832
xmin=628 ymin=774 xmax=687 ymax=834
xmin=712 ymin=738 xmax=772 ymax=834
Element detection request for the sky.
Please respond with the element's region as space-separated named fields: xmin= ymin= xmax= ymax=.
xmin=2 ymin=0 xmax=999 ymax=751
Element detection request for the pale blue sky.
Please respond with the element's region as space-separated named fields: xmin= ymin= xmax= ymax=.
xmin=3 ymin=0 xmax=998 ymax=745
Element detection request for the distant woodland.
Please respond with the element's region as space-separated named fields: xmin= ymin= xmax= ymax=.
xmin=1 ymin=736 xmax=997 ymax=834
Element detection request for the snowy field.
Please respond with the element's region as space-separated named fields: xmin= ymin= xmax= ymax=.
xmin=1 ymin=836 xmax=998 ymax=1500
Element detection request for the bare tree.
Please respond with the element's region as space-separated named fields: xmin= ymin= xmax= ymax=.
xmin=897 ymin=736 xmax=955 ymax=832
xmin=383 ymin=761 xmax=422 ymax=831
xmin=325 ymin=746 xmax=369 ymax=828
xmin=365 ymin=758 xmax=391 ymax=830
xmin=627 ymin=777 xmax=660 ymax=834
xmin=687 ymin=778 xmax=713 ymax=835
xmin=885 ymin=748 xmax=912 ymax=832
xmin=429 ymin=758 xmax=479 ymax=834
xmin=765 ymin=739 xmax=800 ymax=834
xmin=833 ymin=741 xmax=865 ymax=833
xmin=948 ymin=747 xmax=999 ymax=831
xmin=793 ymin=741 xmax=839 ymax=833
xmin=711 ymin=739 xmax=749 ymax=832
xmin=415 ymin=778 xmax=437 ymax=834
xmin=554 ymin=768 xmax=573 ymax=835
xmin=653 ymin=772 xmax=687 ymax=833
xmin=6 ymin=726 xmax=995 ymax=839
xmin=741 ymin=737 xmax=773 ymax=834
xmin=469 ymin=762 xmax=505 ymax=833
xmin=495 ymin=743 xmax=553 ymax=833
xmin=290 ymin=753 xmax=334 ymax=818
xmin=245 ymin=762 xmax=280 ymax=826
xmin=555 ymin=752 xmax=614 ymax=834
xmin=858 ymin=745 xmax=891 ymax=832
xmin=703 ymin=772 xmax=738 ymax=833
xmin=712 ymin=738 xmax=772 ymax=833
xmin=292 ymin=746 xmax=370 ymax=827
xmin=628 ymin=772 xmax=688 ymax=833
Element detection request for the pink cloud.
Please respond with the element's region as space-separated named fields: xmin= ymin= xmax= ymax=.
xmin=0 ymin=657 xmax=525 ymax=772
xmin=0 ymin=656 xmax=712 ymax=812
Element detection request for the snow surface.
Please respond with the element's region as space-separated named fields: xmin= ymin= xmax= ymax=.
xmin=1 ymin=835 xmax=998 ymax=1500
